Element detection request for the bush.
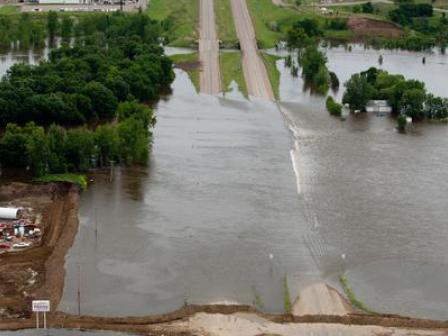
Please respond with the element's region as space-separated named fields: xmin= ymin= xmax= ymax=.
xmin=326 ymin=96 xmax=342 ymax=116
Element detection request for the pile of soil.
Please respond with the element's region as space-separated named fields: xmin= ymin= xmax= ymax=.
xmin=0 ymin=183 xmax=80 ymax=318
xmin=348 ymin=17 xmax=403 ymax=39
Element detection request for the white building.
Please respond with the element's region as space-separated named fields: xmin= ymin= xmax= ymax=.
xmin=366 ymin=100 xmax=392 ymax=114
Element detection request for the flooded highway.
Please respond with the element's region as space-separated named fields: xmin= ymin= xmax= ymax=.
xmin=60 ymin=70 xmax=312 ymax=316
xmin=1 ymin=45 xmax=448 ymax=319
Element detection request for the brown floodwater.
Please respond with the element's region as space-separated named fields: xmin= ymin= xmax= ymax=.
xmin=2 ymin=45 xmax=448 ymax=320
xmin=276 ymin=45 xmax=448 ymax=319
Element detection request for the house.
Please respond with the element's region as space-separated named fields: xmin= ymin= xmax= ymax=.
xmin=366 ymin=100 xmax=392 ymax=115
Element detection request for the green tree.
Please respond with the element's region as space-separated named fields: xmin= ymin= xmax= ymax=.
xmin=342 ymin=74 xmax=377 ymax=111
xmin=399 ymin=88 xmax=426 ymax=119
xmin=47 ymin=11 xmax=58 ymax=43
xmin=25 ymin=123 xmax=49 ymax=176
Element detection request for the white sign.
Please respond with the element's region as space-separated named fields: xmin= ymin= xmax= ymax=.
xmin=32 ymin=300 xmax=50 ymax=312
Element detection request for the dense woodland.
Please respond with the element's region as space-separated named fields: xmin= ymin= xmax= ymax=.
xmin=0 ymin=12 xmax=174 ymax=176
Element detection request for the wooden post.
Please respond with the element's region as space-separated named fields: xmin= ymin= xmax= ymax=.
xmin=36 ymin=312 xmax=39 ymax=329
xmin=77 ymin=264 xmax=81 ymax=316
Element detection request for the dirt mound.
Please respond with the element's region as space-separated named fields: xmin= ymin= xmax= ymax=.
xmin=292 ymin=282 xmax=353 ymax=316
xmin=348 ymin=17 xmax=402 ymax=39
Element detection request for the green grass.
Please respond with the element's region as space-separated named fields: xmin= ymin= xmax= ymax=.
xmin=282 ymin=274 xmax=292 ymax=314
xmin=215 ymin=0 xmax=238 ymax=47
xmin=246 ymin=0 xmax=299 ymax=48
xmin=36 ymin=173 xmax=88 ymax=190
xmin=261 ymin=52 xmax=281 ymax=100
xmin=339 ymin=274 xmax=378 ymax=315
xmin=147 ymin=0 xmax=199 ymax=47
xmin=0 ymin=5 xmax=19 ymax=15
xmin=220 ymin=52 xmax=248 ymax=98
xmin=169 ymin=52 xmax=200 ymax=92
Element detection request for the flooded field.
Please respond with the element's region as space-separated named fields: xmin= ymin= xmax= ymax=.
xmin=277 ymin=45 xmax=448 ymax=319
xmin=1 ymin=45 xmax=448 ymax=319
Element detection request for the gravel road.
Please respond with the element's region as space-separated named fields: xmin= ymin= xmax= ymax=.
xmin=199 ymin=0 xmax=221 ymax=95
xmin=230 ymin=0 xmax=275 ymax=100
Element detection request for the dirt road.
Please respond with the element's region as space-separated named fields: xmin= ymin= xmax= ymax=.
xmin=292 ymin=282 xmax=353 ymax=316
xmin=230 ymin=0 xmax=275 ymax=100
xmin=199 ymin=0 xmax=221 ymax=95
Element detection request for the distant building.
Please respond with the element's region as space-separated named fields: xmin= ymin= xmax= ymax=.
xmin=366 ymin=100 xmax=392 ymax=114
xmin=35 ymin=0 xmax=84 ymax=4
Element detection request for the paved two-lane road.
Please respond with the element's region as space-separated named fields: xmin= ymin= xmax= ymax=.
xmin=199 ymin=0 xmax=221 ymax=95
xmin=230 ymin=0 xmax=275 ymax=100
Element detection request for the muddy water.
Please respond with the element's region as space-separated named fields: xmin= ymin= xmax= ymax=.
xmin=275 ymin=46 xmax=448 ymax=319
xmin=60 ymin=70 xmax=312 ymax=316
xmin=2 ymin=45 xmax=448 ymax=319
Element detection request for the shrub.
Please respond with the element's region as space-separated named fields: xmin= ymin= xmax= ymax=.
xmin=326 ymin=96 xmax=342 ymax=116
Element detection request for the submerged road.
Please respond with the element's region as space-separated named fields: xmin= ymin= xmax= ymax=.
xmin=230 ymin=0 xmax=275 ymax=100
xmin=199 ymin=0 xmax=221 ymax=95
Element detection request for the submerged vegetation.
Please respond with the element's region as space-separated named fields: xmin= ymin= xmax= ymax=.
xmin=326 ymin=96 xmax=342 ymax=116
xmin=170 ymin=52 xmax=200 ymax=92
xmin=339 ymin=274 xmax=378 ymax=315
xmin=282 ymin=274 xmax=292 ymax=314
xmin=0 ymin=12 xmax=174 ymax=177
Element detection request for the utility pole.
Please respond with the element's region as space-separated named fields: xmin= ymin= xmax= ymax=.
xmin=77 ymin=264 xmax=81 ymax=316
xmin=94 ymin=208 xmax=98 ymax=243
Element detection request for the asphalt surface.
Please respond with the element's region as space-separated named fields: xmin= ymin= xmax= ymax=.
xmin=199 ymin=0 xmax=221 ymax=95
xmin=230 ymin=0 xmax=275 ymax=100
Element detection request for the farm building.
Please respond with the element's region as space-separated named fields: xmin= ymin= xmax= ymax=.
xmin=366 ymin=100 xmax=392 ymax=114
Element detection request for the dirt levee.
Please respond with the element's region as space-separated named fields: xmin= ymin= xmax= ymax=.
xmin=292 ymin=282 xmax=353 ymax=316
xmin=348 ymin=17 xmax=402 ymax=39
xmin=0 ymin=182 xmax=79 ymax=318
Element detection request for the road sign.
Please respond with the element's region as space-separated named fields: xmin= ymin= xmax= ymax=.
xmin=32 ymin=300 xmax=50 ymax=312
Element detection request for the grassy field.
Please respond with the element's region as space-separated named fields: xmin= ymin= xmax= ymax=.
xmin=246 ymin=0 xmax=299 ymax=48
xmin=147 ymin=0 xmax=199 ymax=47
xmin=215 ymin=0 xmax=238 ymax=47
xmin=261 ymin=52 xmax=281 ymax=100
xmin=0 ymin=5 xmax=19 ymax=15
xmin=219 ymin=52 xmax=248 ymax=98
xmin=169 ymin=52 xmax=200 ymax=92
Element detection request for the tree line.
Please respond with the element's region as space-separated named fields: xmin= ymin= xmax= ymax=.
xmin=342 ymin=67 xmax=448 ymax=120
xmin=0 ymin=12 xmax=175 ymax=176
xmin=0 ymin=101 xmax=154 ymax=176
xmin=285 ymin=19 xmax=339 ymax=94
